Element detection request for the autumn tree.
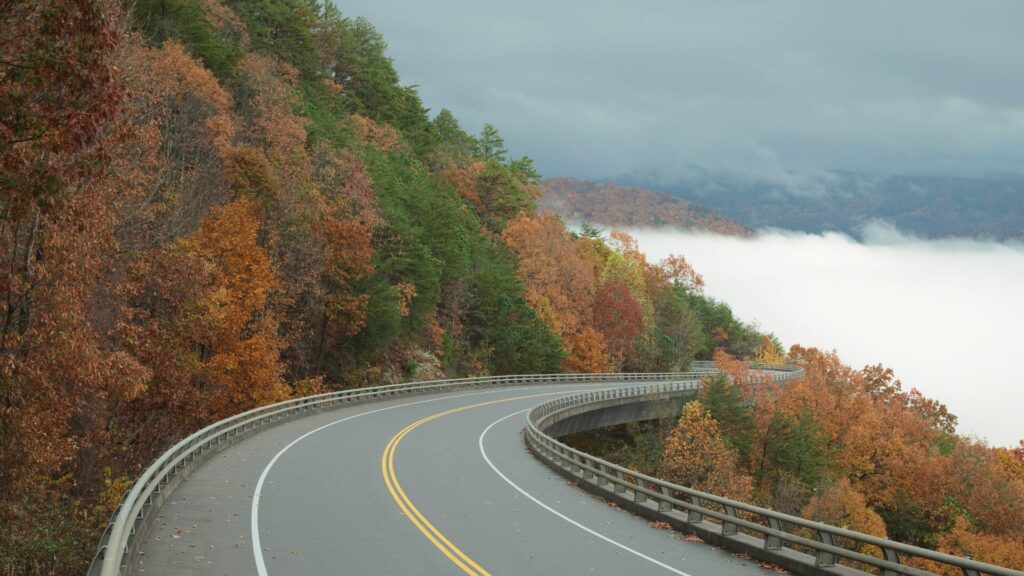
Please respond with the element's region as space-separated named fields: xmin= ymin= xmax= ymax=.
xmin=502 ymin=212 xmax=608 ymax=372
xmin=592 ymin=279 xmax=644 ymax=369
xmin=658 ymin=402 xmax=752 ymax=500
xmin=801 ymin=478 xmax=888 ymax=557
xmin=124 ymin=198 xmax=288 ymax=447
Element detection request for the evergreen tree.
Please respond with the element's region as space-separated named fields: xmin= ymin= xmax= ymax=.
xmin=698 ymin=373 xmax=755 ymax=459
xmin=476 ymin=123 xmax=507 ymax=162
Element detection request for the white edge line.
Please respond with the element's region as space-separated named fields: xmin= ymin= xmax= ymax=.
xmin=478 ymin=409 xmax=694 ymax=576
xmin=250 ymin=384 xmax=593 ymax=576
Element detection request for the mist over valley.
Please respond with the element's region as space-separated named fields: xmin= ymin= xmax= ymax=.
xmin=625 ymin=223 xmax=1024 ymax=447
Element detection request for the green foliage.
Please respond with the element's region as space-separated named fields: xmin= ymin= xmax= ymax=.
xmin=698 ymin=373 xmax=754 ymax=459
xmin=227 ymin=0 xmax=320 ymax=76
xmin=475 ymin=161 xmax=536 ymax=232
xmin=464 ymin=237 xmax=565 ymax=374
xmin=508 ymin=155 xmax=541 ymax=183
xmin=365 ymin=149 xmax=471 ymax=283
xmin=682 ymin=291 xmax=763 ymax=359
xmin=651 ymin=285 xmax=701 ymax=370
xmin=476 ymin=123 xmax=507 ymax=162
xmin=132 ymin=0 xmax=242 ymax=77
xmin=320 ymin=13 xmax=437 ymax=155
xmin=877 ymin=490 xmax=939 ymax=548
xmin=578 ymin=221 xmax=605 ymax=239
xmin=761 ymin=409 xmax=830 ymax=487
xmin=298 ymin=80 xmax=354 ymax=148
xmin=0 ymin=499 xmax=93 ymax=576
xmin=433 ymin=109 xmax=477 ymax=160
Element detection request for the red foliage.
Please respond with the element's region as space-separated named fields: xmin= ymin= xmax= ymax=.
xmin=592 ymin=279 xmax=644 ymax=369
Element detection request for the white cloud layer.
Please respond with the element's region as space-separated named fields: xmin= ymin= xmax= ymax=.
xmin=626 ymin=225 xmax=1024 ymax=447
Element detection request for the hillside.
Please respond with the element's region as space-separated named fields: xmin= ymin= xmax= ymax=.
xmin=541 ymin=177 xmax=748 ymax=236
xmin=618 ymin=170 xmax=1024 ymax=241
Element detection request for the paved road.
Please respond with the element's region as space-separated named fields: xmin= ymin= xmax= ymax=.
xmin=135 ymin=383 xmax=778 ymax=575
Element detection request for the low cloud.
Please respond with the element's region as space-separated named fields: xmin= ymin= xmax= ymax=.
xmin=626 ymin=226 xmax=1024 ymax=447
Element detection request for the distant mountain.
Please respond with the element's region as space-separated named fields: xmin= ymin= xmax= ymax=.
xmin=540 ymin=177 xmax=748 ymax=236
xmin=615 ymin=170 xmax=1024 ymax=241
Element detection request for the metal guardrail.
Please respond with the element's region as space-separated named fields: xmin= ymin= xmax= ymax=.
xmin=89 ymin=367 xmax=719 ymax=576
xmin=525 ymin=366 xmax=1024 ymax=576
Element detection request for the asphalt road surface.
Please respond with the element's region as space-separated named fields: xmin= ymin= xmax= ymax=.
xmin=134 ymin=383 xmax=780 ymax=576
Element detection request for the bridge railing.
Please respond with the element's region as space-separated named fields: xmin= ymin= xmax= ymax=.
xmin=89 ymin=366 xmax=726 ymax=576
xmin=525 ymin=373 xmax=1024 ymax=576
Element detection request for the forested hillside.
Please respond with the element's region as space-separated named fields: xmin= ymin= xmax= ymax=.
xmin=566 ymin=350 xmax=1024 ymax=572
xmin=0 ymin=1 xmax=769 ymax=573
xmin=541 ymin=177 xmax=748 ymax=235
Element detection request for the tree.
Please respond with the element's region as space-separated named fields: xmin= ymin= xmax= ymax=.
xmin=651 ymin=284 xmax=701 ymax=370
xmin=698 ymin=373 xmax=755 ymax=459
xmin=934 ymin=517 xmax=1024 ymax=572
xmin=757 ymin=409 xmax=830 ymax=488
xmin=801 ymin=478 xmax=888 ymax=557
xmin=579 ymin=221 xmax=604 ymax=239
xmin=432 ymin=108 xmax=477 ymax=160
xmin=508 ymin=155 xmax=540 ymax=183
xmin=754 ymin=335 xmax=786 ymax=365
xmin=592 ymin=279 xmax=644 ymax=369
xmin=476 ymin=123 xmax=507 ymax=162
xmin=658 ymin=402 xmax=752 ymax=500
xmin=501 ymin=212 xmax=606 ymax=372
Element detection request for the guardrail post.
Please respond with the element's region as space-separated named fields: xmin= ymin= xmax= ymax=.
xmin=880 ymin=547 xmax=901 ymax=576
xmin=581 ymin=458 xmax=594 ymax=480
xmin=815 ymin=530 xmax=836 ymax=567
xmin=570 ymin=454 xmax=582 ymax=473
xmin=722 ymin=504 xmax=739 ymax=536
xmin=764 ymin=517 xmax=784 ymax=551
xmin=658 ymin=486 xmax=673 ymax=512
xmin=687 ymin=495 xmax=703 ymax=523
xmin=960 ymin=568 xmax=981 ymax=576
xmin=595 ymin=464 xmax=608 ymax=486
xmin=634 ymin=478 xmax=648 ymax=503
xmin=614 ymin=470 xmax=627 ymax=493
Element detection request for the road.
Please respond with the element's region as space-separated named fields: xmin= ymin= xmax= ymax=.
xmin=134 ymin=383 xmax=778 ymax=575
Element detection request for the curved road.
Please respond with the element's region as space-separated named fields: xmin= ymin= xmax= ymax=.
xmin=136 ymin=383 xmax=777 ymax=575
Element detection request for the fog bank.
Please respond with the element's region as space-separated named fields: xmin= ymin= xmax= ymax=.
xmin=627 ymin=224 xmax=1024 ymax=447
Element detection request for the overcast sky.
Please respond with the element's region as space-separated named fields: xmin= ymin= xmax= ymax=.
xmin=337 ymin=0 xmax=1024 ymax=181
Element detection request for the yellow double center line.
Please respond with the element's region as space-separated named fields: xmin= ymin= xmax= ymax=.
xmin=381 ymin=390 xmax=596 ymax=575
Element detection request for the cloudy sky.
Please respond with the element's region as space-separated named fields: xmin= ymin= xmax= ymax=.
xmin=337 ymin=0 xmax=1024 ymax=181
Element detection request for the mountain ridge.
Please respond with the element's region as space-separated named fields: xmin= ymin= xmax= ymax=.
xmin=540 ymin=177 xmax=748 ymax=236
xmin=614 ymin=170 xmax=1024 ymax=241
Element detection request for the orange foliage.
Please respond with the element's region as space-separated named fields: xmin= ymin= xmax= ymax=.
xmin=801 ymin=478 xmax=888 ymax=557
xmin=658 ymin=402 xmax=753 ymax=500
xmin=351 ymin=113 xmax=407 ymax=154
xmin=125 ymin=199 xmax=288 ymax=436
xmin=236 ymin=54 xmax=308 ymax=190
xmin=563 ymin=327 xmax=612 ymax=373
xmin=936 ymin=518 xmax=1024 ymax=572
xmin=440 ymin=161 xmax=487 ymax=209
xmin=501 ymin=212 xmax=609 ymax=371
